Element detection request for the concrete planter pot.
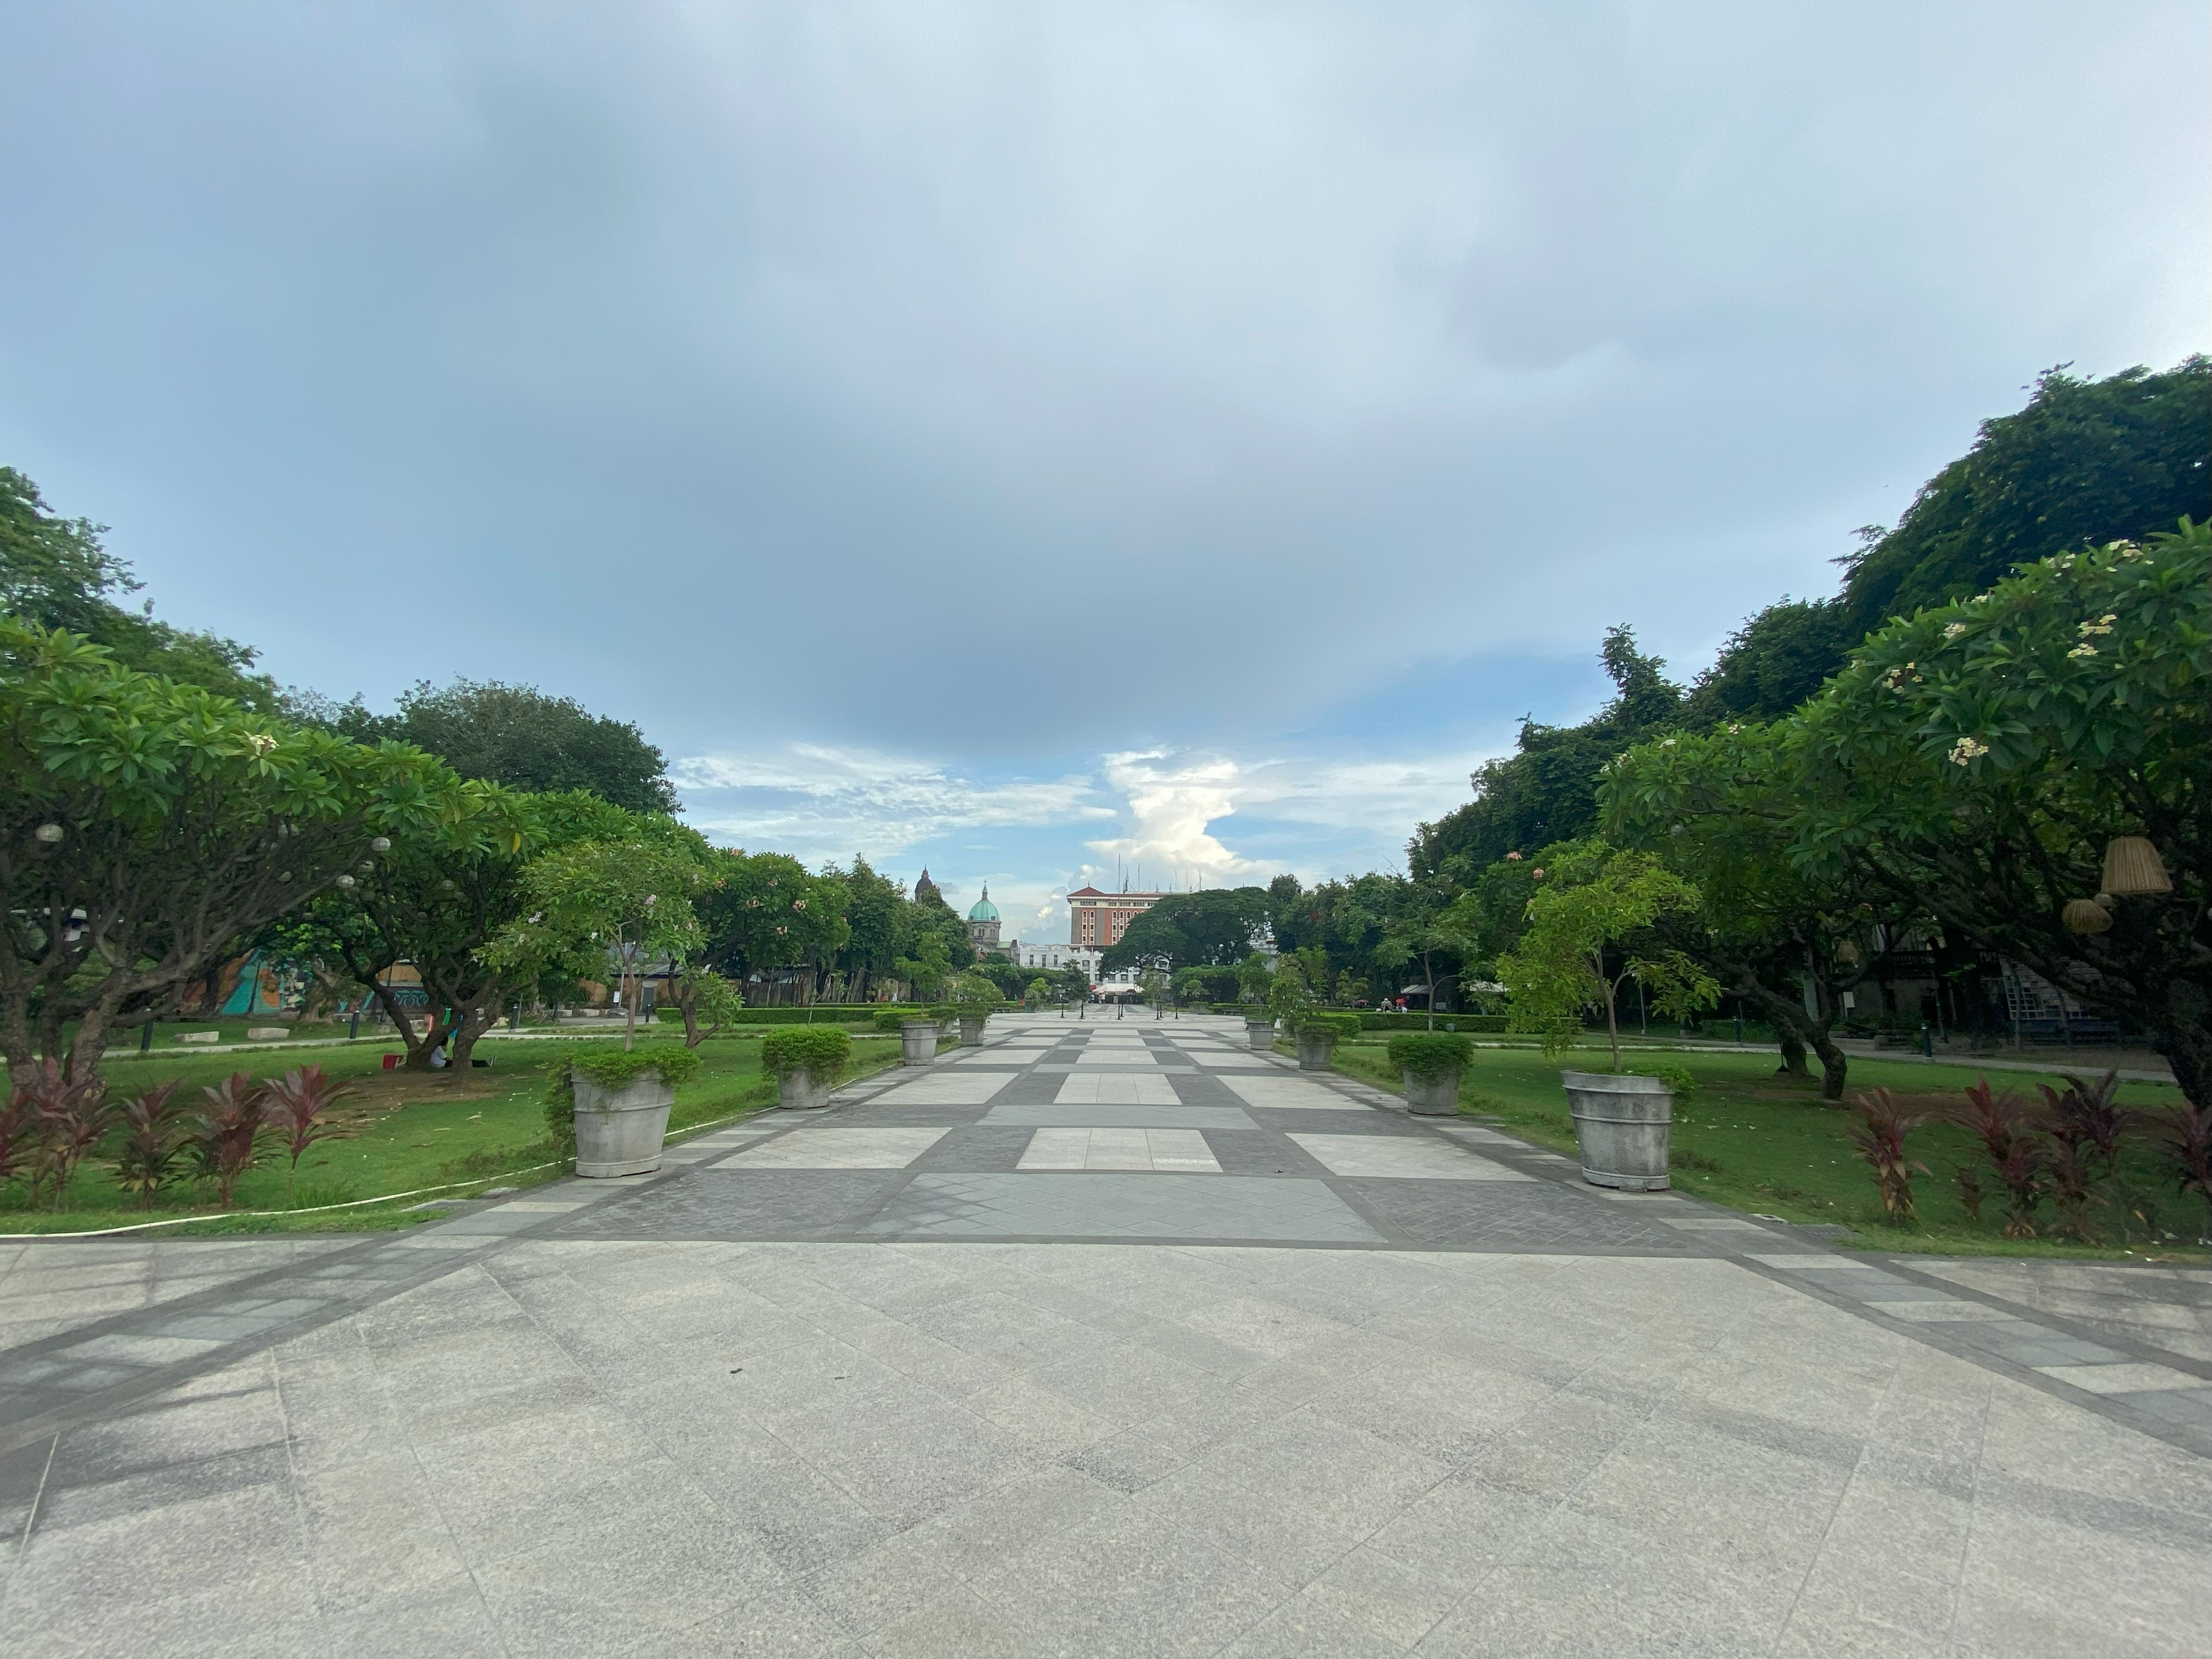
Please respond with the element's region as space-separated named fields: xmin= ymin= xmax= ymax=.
xmin=1401 ymin=1065 xmax=1464 ymax=1115
xmin=1295 ymin=1029 xmax=1339 ymax=1071
xmin=1561 ymin=1070 xmax=1672 ymax=1189
xmin=1245 ymin=1018 xmax=1276 ymax=1052
xmin=958 ymin=1015 xmax=988 ymax=1048
xmin=776 ymin=1068 xmax=837 ymax=1110
xmin=899 ymin=1020 xmax=940 ymax=1066
xmin=571 ymin=1069 xmax=676 ymax=1178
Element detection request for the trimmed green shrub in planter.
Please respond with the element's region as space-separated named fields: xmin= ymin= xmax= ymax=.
xmin=541 ymin=1043 xmax=705 ymax=1175
xmin=872 ymin=1008 xmax=915 ymax=1034
xmin=1296 ymin=1011 xmax=1361 ymax=1071
xmin=1387 ymin=1032 xmax=1474 ymax=1115
xmin=763 ymin=1026 xmax=853 ymax=1109
xmin=951 ymin=974 xmax=1002 ymax=1047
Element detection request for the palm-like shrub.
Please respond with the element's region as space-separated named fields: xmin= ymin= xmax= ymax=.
xmin=112 ymin=1082 xmax=194 ymax=1209
xmin=191 ymin=1072 xmax=272 ymax=1209
xmin=1848 ymin=1088 xmax=1931 ymax=1224
xmin=1950 ymin=1077 xmax=2046 ymax=1238
xmin=264 ymin=1066 xmax=359 ymax=1205
xmin=14 ymin=1058 xmax=119 ymax=1211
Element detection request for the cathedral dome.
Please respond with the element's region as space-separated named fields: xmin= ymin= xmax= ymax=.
xmin=968 ymin=885 xmax=1000 ymax=923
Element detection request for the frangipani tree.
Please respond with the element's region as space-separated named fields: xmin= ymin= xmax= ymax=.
xmin=1602 ymin=725 xmax=1923 ymax=1101
xmin=278 ymin=787 xmax=632 ymax=1070
xmin=1781 ymin=520 xmax=2212 ymax=1105
xmin=1 ymin=620 xmax=462 ymax=1084
xmin=489 ymin=818 xmax=721 ymax=1051
xmin=1494 ymin=842 xmax=1717 ymax=1071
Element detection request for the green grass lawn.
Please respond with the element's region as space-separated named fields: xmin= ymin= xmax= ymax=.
xmin=1324 ymin=1039 xmax=2208 ymax=1263
xmin=1 ymin=1035 xmax=902 ymax=1237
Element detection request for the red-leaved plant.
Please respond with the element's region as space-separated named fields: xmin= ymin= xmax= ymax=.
xmin=2153 ymin=1104 xmax=2212 ymax=1242
xmin=1949 ymin=1077 xmax=2046 ymax=1239
xmin=1849 ymin=1088 xmax=1931 ymax=1224
xmin=263 ymin=1065 xmax=359 ymax=1205
xmin=112 ymin=1082 xmax=194 ymax=1210
xmin=0 ymin=1073 xmax=42 ymax=1198
xmin=16 ymin=1058 xmax=119 ymax=1211
xmin=190 ymin=1073 xmax=272 ymax=1209
xmin=2038 ymin=1071 xmax=2141 ymax=1242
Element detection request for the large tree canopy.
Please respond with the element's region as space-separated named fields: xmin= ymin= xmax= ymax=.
xmin=1410 ymin=627 xmax=1681 ymax=881
xmin=301 ymin=677 xmax=677 ymax=815
xmin=1 ymin=466 xmax=277 ymax=712
xmin=276 ymin=788 xmax=636 ymax=1069
xmin=1 ymin=619 xmax=462 ymax=1081
xmin=1782 ymin=521 xmax=2211 ymax=1104
xmin=1099 ymin=887 xmax=1270 ymax=972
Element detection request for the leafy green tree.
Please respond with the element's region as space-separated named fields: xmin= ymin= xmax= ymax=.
xmin=1411 ymin=628 xmax=1682 ymax=879
xmin=489 ymin=817 xmax=722 ymax=1050
xmin=1833 ymin=359 xmax=2209 ymax=637
xmin=2 ymin=467 xmax=278 ymax=710
xmin=1781 ymin=521 xmax=2212 ymax=1106
xmin=277 ymin=788 xmax=634 ymax=1071
xmin=893 ymin=930 xmax=953 ymax=1001
xmin=1025 ymin=976 xmax=1049 ymax=1007
xmin=1 ymin=621 xmax=462 ymax=1083
xmin=825 ymin=855 xmax=905 ymax=1000
xmin=1099 ymin=887 xmax=1269 ymax=973
xmin=1374 ymin=885 xmax=1470 ymax=1031
xmin=1232 ymin=950 xmax=1274 ymax=1004
xmin=1683 ymin=358 xmax=2209 ymax=726
xmin=306 ymin=678 xmax=678 ymax=815
xmin=697 ymin=850 xmax=850 ymax=992
xmin=667 ymin=966 xmax=744 ymax=1047
xmin=1602 ymin=728 xmax=1921 ymax=1099
xmin=1495 ymin=844 xmax=1717 ymax=1071
xmin=1679 ymin=599 xmax=1856 ymax=727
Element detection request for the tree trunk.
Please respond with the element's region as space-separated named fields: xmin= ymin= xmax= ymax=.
xmin=1604 ymin=978 xmax=1621 ymax=1073
xmin=1776 ymin=1032 xmax=1808 ymax=1077
xmin=368 ymin=980 xmax=428 ymax=1066
xmin=448 ymin=1006 xmax=498 ymax=1069
xmin=64 ymin=999 xmax=115 ymax=1088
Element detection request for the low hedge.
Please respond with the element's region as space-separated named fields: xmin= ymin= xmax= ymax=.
xmin=657 ymin=1005 xmax=895 ymax=1027
xmin=539 ymin=1043 xmax=705 ymax=1154
xmin=761 ymin=1026 xmax=852 ymax=1082
xmin=1359 ymin=1012 xmax=1509 ymax=1033
xmin=1387 ymin=1031 xmax=1474 ymax=1081
xmin=873 ymin=1008 xmax=933 ymax=1034
xmin=1300 ymin=1012 xmax=1362 ymax=1041
xmin=1212 ymin=1002 xmax=1263 ymax=1016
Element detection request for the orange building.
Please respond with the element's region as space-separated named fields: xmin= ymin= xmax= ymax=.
xmin=1065 ymin=887 xmax=1168 ymax=950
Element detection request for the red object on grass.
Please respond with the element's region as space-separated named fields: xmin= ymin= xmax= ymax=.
xmin=382 ymin=1053 xmax=399 ymax=1070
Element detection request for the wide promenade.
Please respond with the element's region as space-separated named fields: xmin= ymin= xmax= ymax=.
xmin=1 ymin=1015 xmax=2207 ymax=1657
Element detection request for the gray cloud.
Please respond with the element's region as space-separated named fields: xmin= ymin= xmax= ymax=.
xmin=2 ymin=1 xmax=2204 ymax=889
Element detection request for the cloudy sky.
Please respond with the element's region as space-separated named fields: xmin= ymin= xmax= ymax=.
xmin=4 ymin=2 xmax=2205 ymax=942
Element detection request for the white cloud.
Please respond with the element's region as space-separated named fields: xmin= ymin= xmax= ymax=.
xmin=674 ymin=744 xmax=1111 ymax=864
xmin=1080 ymin=744 xmax=1504 ymax=888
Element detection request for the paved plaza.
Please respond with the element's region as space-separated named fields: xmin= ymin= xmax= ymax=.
xmin=1 ymin=1016 xmax=2209 ymax=1657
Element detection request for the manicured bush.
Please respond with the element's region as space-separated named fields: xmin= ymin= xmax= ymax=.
xmin=1624 ymin=1062 xmax=1695 ymax=1099
xmin=761 ymin=1026 xmax=852 ymax=1084
xmin=1359 ymin=1013 xmax=1510 ymax=1034
xmin=1301 ymin=1013 xmax=1362 ymax=1041
xmin=539 ymin=1043 xmax=703 ymax=1153
xmin=1388 ymin=1032 xmax=1474 ymax=1081
xmin=658 ymin=1005 xmax=884 ymax=1026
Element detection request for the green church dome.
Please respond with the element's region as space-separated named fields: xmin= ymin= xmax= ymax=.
xmin=968 ymin=886 xmax=1000 ymax=923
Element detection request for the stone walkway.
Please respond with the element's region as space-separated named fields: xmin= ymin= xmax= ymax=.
xmin=1 ymin=1015 xmax=2208 ymax=1657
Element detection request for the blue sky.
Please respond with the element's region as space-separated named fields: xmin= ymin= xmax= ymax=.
xmin=4 ymin=2 xmax=2206 ymax=944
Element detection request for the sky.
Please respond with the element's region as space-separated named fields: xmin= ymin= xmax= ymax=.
xmin=4 ymin=2 xmax=2206 ymax=946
